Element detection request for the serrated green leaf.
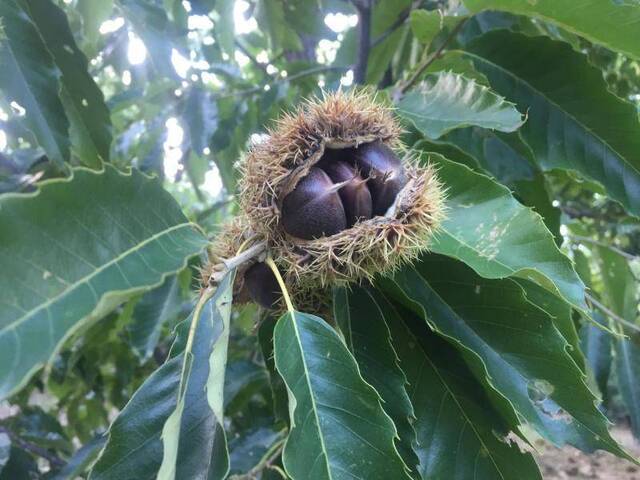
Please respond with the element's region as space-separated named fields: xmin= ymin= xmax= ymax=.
xmin=21 ymin=0 xmax=112 ymax=167
xmin=380 ymin=256 xmax=629 ymax=457
xmin=464 ymin=31 xmax=640 ymax=217
xmin=273 ymin=311 xmax=411 ymax=480
xmin=91 ymin=273 xmax=234 ymax=480
xmin=463 ymin=0 xmax=640 ymax=60
xmin=0 ymin=0 xmax=70 ymax=167
xmin=89 ymin=354 xmax=183 ymax=479
xmin=157 ymin=272 xmax=234 ymax=480
xmin=427 ymin=153 xmax=586 ymax=311
xmin=382 ymin=296 xmax=542 ymax=479
xmin=397 ymin=71 xmax=523 ymax=139
xmin=333 ymin=286 xmax=419 ymax=473
xmin=0 ymin=166 xmax=208 ymax=399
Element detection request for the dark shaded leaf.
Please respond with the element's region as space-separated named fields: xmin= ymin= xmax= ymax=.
xmin=380 ymin=255 xmax=629 ymax=457
xmin=0 ymin=0 xmax=70 ymax=166
xmin=580 ymin=312 xmax=612 ymax=401
xmin=383 ymin=296 xmax=542 ymax=479
xmin=22 ymin=0 xmax=112 ymax=167
xmin=465 ymin=31 xmax=640 ymax=217
xmin=128 ymin=275 xmax=182 ymax=361
xmin=333 ymin=286 xmax=419 ymax=473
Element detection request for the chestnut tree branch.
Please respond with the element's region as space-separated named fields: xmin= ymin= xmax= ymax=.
xmin=586 ymin=293 xmax=640 ymax=334
xmin=353 ymin=0 xmax=372 ymax=85
xmin=394 ymin=17 xmax=467 ymax=99
xmin=0 ymin=426 xmax=65 ymax=468
xmin=569 ymin=235 xmax=639 ymax=261
xmin=210 ymin=240 xmax=267 ymax=283
xmin=370 ymin=4 xmax=413 ymax=49
xmin=214 ymin=65 xmax=350 ymax=100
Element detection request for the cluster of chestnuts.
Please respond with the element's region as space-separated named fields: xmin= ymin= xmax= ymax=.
xmin=206 ymin=90 xmax=444 ymax=313
xmin=244 ymin=141 xmax=406 ymax=308
xmin=281 ymin=141 xmax=406 ymax=240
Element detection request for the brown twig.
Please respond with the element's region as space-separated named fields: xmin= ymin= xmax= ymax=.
xmin=228 ymin=436 xmax=286 ymax=480
xmin=235 ymin=39 xmax=271 ymax=78
xmin=586 ymin=293 xmax=640 ymax=334
xmin=195 ymin=196 xmax=234 ymax=222
xmin=394 ymin=17 xmax=467 ymax=99
xmin=353 ymin=0 xmax=372 ymax=84
xmin=209 ymin=241 xmax=267 ymax=283
xmin=213 ymin=65 xmax=350 ymax=100
xmin=370 ymin=4 xmax=413 ymax=48
xmin=569 ymin=235 xmax=638 ymax=261
xmin=0 ymin=426 xmax=65 ymax=469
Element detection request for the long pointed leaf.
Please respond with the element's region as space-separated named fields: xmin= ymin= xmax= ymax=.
xmin=91 ymin=272 xmax=235 ymax=479
xmin=464 ymin=31 xmax=640 ymax=217
xmin=383 ymin=296 xmax=542 ymax=479
xmin=157 ymin=272 xmax=234 ymax=480
xmin=333 ymin=286 xmax=419 ymax=473
xmin=274 ymin=311 xmax=410 ymax=480
xmin=21 ymin=0 xmax=112 ymax=167
xmin=380 ymin=256 xmax=629 ymax=458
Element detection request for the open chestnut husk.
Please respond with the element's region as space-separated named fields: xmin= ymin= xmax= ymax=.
xmin=208 ymin=90 xmax=444 ymax=311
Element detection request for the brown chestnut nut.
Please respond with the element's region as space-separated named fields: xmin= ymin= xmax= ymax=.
xmin=244 ymin=262 xmax=281 ymax=308
xmin=353 ymin=141 xmax=406 ymax=216
xmin=281 ymin=167 xmax=347 ymax=239
xmin=320 ymin=160 xmax=372 ymax=227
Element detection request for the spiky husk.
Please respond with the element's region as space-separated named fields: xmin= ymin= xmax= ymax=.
xmin=207 ymin=89 xmax=444 ymax=312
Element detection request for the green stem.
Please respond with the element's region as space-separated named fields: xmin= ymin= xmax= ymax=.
xmin=265 ymin=256 xmax=295 ymax=314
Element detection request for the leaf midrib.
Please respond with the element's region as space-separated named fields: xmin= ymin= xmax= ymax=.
xmin=289 ymin=312 xmax=333 ymax=480
xmin=0 ymin=222 xmax=195 ymax=336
